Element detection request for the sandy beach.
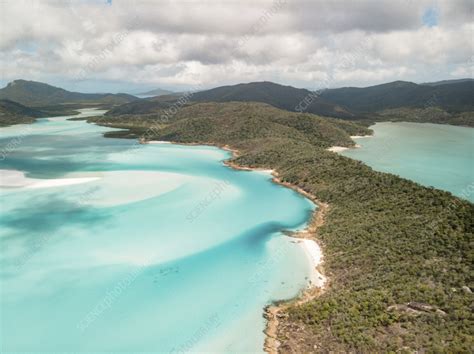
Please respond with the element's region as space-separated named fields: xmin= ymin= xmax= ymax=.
xmin=147 ymin=141 xmax=172 ymax=144
xmin=299 ymin=239 xmax=326 ymax=288
xmin=327 ymin=134 xmax=372 ymax=153
xmin=327 ymin=144 xmax=362 ymax=152
xmin=327 ymin=146 xmax=349 ymax=152
xmin=0 ymin=169 xmax=100 ymax=189
xmin=351 ymin=135 xmax=373 ymax=139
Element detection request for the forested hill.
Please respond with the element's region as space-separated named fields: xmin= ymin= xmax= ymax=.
xmin=85 ymin=101 xmax=473 ymax=352
xmin=320 ymin=79 xmax=474 ymax=113
xmin=103 ymin=79 xmax=474 ymax=126
xmin=191 ymin=81 xmax=355 ymax=119
xmin=191 ymin=80 xmax=474 ymax=116
xmin=0 ymin=80 xmax=138 ymax=106
xmin=4 ymin=79 xmax=472 ymax=126
xmin=0 ymin=99 xmax=44 ymax=126
xmin=92 ymin=101 xmax=370 ymax=146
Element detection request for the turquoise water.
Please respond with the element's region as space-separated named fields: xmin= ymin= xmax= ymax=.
xmin=341 ymin=122 xmax=474 ymax=202
xmin=0 ymin=110 xmax=315 ymax=352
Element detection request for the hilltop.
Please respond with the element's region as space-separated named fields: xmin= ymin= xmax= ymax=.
xmin=137 ymin=88 xmax=175 ymax=96
xmin=0 ymin=80 xmax=138 ymax=107
xmin=320 ymin=80 xmax=474 ymax=114
xmin=3 ymin=79 xmax=472 ymax=127
xmin=104 ymin=80 xmax=474 ymax=126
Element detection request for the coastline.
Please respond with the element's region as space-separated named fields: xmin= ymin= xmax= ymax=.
xmin=327 ymin=134 xmax=372 ymax=153
xmin=147 ymin=140 xmax=328 ymax=353
xmin=220 ymin=145 xmax=328 ymax=354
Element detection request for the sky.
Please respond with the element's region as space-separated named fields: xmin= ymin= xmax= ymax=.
xmin=0 ymin=0 xmax=472 ymax=93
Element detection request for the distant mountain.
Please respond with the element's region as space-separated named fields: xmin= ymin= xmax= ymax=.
xmin=191 ymin=81 xmax=355 ymax=119
xmin=104 ymin=95 xmax=180 ymax=116
xmin=137 ymin=88 xmax=175 ymax=96
xmin=3 ymin=78 xmax=471 ymax=127
xmin=105 ymin=82 xmax=352 ymax=118
xmin=422 ymin=78 xmax=474 ymax=86
xmin=320 ymin=80 xmax=474 ymax=113
xmin=0 ymin=80 xmax=138 ymax=107
xmin=65 ymin=78 xmax=474 ymax=126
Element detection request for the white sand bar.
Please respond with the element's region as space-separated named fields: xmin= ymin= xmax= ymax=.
xmin=0 ymin=170 xmax=100 ymax=189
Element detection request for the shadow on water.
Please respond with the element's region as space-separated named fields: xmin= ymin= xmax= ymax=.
xmin=0 ymin=132 xmax=137 ymax=178
xmin=1 ymin=196 xmax=110 ymax=236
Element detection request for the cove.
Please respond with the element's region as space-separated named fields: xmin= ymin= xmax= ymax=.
xmin=0 ymin=109 xmax=315 ymax=352
xmin=341 ymin=122 xmax=474 ymax=202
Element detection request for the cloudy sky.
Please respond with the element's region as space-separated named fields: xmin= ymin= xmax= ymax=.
xmin=0 ymin=0 xmax=472 ymax=93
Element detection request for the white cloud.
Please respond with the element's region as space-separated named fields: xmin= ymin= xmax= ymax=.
xmin=0 ymin=0 xmax=472 ymax=91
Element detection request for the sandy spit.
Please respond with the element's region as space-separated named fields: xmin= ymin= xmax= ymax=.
xmin=0 ymin=170 xmax=100 ymax=189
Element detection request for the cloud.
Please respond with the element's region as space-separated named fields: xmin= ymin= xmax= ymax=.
xmin=0 ymin=0 xmax=472 ymax=92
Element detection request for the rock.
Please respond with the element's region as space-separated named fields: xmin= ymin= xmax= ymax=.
xmin=462 ymin=285 xmax=472 ymax=294
xmin=407 ymin=302 xmax=435 ymax=312
xmin=387 ymin=304 xmax=407 ymax=312
xmin=389 ymin=302 xmax=446 ymax=316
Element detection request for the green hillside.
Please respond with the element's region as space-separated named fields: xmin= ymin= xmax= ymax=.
xmin=104 ymin=80 xmax=474 ymax=126
xmin=0 ymin=99 xmax=44 ymax=126
xmin=321 ymin=80 xmax=474 ymax=113
xmin=104 ymin=96 xmax=178 ymax=116
xmin=191 ymin=81 xmax=355 ymax=119
xmin=0 ymin=80 xmax=138 ymax=107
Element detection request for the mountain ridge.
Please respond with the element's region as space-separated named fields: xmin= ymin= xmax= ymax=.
xmin=0 ymin=79 xmax=138 ymax=106
xmin=137 ymin=88 xmax=175 ymax=96
xmin=103 ymin=79 xmax=473 ymax=126
xmin=2 ymin=78 xmax=473 ymax=126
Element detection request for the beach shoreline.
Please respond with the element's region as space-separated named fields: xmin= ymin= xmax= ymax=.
xmin=220 ymin=145 xmax=328 ymax=354
xmin=147 ymin=139 xmax=328 ymax=353
xmin=327 ymin=134 xmax=372 ymax=153
xmin=147 ymin=139 xmax=328 ymax=352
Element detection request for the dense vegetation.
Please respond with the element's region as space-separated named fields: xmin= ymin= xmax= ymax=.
xmin=0 ymin=99 xmax=112 ymax=127
xmin=0 ymin=80 xmax=138 ymax=106
xmin=104 ymin=96 xmax=178 ymax=116
xmin=0 ymin=99 xmax=44 ymax=126
xmin=373 ymin=107 xmax=474 ymax=127
xmin=321 ymin=79 xmax=474 ymax=114
xmin=191 ymin=81 xmax=355 ymax=119
xmin=87 ymin=102 xmax=473 ymax=352
xmin=87 ymin=102 xmax=369 ymax=145
xmin=104 ymin=80 xmax=474 ymax=127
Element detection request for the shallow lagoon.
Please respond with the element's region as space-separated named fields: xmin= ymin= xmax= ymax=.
xmin=0 ymin=110 xmax=315 ymax=352
xmin=342 ymin=122 xmax=474 ymax=202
